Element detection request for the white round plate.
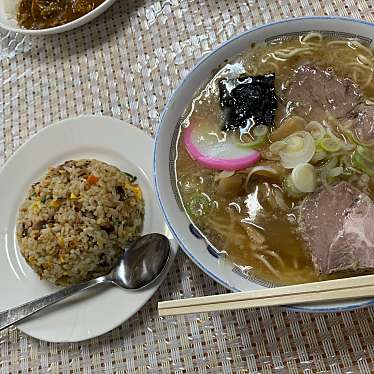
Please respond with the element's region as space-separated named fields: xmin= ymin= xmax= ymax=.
xmin=0 ymin=0 xmax=117 ymax=35
xmin=0 ymin=115 xmax=177 ymax=342
xmin=154 ymin=16 xmax=374 ymax=313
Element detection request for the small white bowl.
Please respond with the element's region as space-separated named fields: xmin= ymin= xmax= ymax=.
xmin=0 ymin=0 xmax=117 ymax=35
xmin=154 ymin=16 xmax=374 ymax=313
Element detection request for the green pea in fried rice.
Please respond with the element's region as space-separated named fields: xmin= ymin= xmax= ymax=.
xmin=16 ymin=159 xmax=144 ymax=286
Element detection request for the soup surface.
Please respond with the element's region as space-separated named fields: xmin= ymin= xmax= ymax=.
xmin=175 ymin=33 xmax=374 ymax=285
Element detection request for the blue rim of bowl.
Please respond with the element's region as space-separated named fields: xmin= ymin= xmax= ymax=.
xmin=154 ymin=16 xmax=374 ymax=313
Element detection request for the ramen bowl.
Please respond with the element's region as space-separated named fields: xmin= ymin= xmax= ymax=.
xmin=154 ymin=16 xmax=374 ymax=312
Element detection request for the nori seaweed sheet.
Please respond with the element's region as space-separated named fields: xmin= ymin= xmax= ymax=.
xmin=219 ymin=73 xmax=277 ymax=131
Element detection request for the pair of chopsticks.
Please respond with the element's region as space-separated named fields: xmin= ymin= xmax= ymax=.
xmin=158 ymin=274 xmax=374 ymax=316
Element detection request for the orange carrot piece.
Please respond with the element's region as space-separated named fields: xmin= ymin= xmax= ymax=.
xmin=86 ymin=175 xmax=99 ymax=185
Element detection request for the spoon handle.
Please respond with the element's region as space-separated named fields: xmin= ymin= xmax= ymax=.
xmin=0 ymin=276 xmax=107 ymax=331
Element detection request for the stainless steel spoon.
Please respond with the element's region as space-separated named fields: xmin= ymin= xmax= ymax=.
xmin=0 ymin=233 xmax=170 ymax=331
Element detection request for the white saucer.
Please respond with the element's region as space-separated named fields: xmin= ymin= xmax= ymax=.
xmin=0 ymin=0 xmax=117 ymax=35
xmin=0 ymin=115 xmax=177 ymax=342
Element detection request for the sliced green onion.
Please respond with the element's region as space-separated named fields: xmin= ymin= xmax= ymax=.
xmin=352 ymin=150 xmax=374 ymax=176
xmin=305 ymin=121 xmax=326 ymax=140
xmin=351 ymin=145 xmax=374 ymax=177
xmin=352 ymin=151 xmax=367 ymax=174
xmin=318 ymin=156 xmax=339 ymax=189
xmin=327 ymin=166 xmax=344 ymax=182
xmin=319 ymin=137 xmax=341 ymax=153
xmin=311 ymin=147 xmax=327 ymax=163
xmin=326 ymin=128 xmax=355 ymax=151
xmin=246 ymin=166 xmax=279 ymax=182
xmin=283 ymin=175 xmax=305 ymax=198
xmin=186 ymin=193 xmax=213 ymax=218
xmin=238 ymin=136 xmax=266 ymax=149
xmin=343 ymin=128 xmax=359 ymax=144
xmin=278 ymin=131 xmax=316 ymax=169
xmin=318 ymin=156 xmax=338 ymax=172
xmin=215 ymin=170 xmax=235 ymax=181
xmin=269 ymin=141 xmax=286 ymax=154
xmin=270 ymin=115 xmax=307 ymax=142
xmin=356 ymin=145 xmax=374 ymax=163
xmin=285 ymin=136 xmax=304 ymax=152
xmin=291 ymin=163 xmax=317 ymax=193
xmin=343 ymin=128 xmax=369 ymax=147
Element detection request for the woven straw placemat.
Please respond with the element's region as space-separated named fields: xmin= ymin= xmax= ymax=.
xmin=1 ymin=1 xmax=374 ymax=373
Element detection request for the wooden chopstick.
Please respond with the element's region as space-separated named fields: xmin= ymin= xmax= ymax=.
xmin=158 ymin=274 xmax=374 ymax=316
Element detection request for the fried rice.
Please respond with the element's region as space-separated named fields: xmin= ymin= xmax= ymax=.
xmin=16 ymin=159 xmax=144 ymax=286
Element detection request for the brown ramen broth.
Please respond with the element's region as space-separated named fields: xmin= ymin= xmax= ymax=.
xmin=175 ymin=33 xmax=374 ymax=285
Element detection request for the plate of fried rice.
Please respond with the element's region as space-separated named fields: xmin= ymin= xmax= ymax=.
xmin=0 ymin=115 xmax=177 ymax=342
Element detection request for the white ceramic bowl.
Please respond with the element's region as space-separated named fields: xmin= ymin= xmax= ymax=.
xmin=0 ymin=0 xmax=117 ymax=35
xmin=154 ymin=16 xmax=374 ymax=313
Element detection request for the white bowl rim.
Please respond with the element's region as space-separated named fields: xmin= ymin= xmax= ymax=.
xmin=0 ymin=0 xmax=116 ymax=35
xmin=154 ymin=15 xmax=374 ymax=313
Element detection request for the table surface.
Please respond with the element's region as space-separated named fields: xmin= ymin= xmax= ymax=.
xmin=1 ymin=1 xmax=374 ymax=373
